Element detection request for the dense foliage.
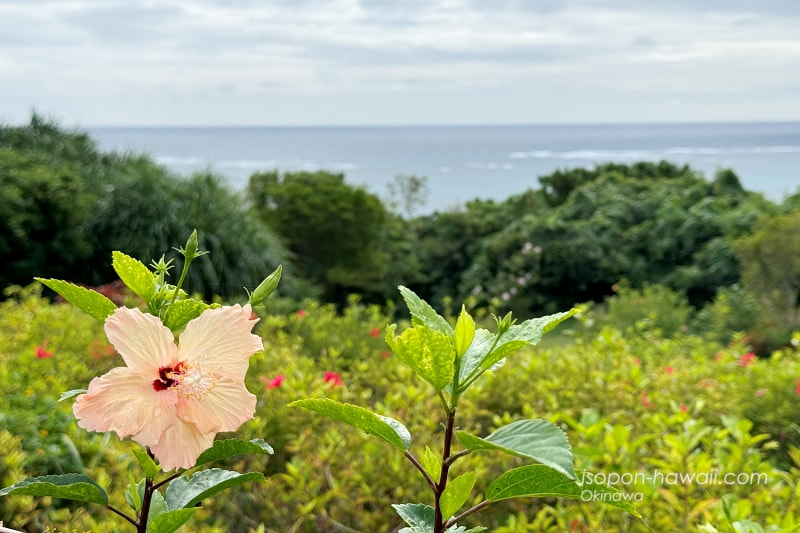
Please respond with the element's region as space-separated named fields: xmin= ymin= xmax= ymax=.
xmin=0 ymin=115 xmax=295 ymax=299
xmin=2 ymin=288 xmax=799 ymax=532
xmin=3 ymin=114 xmax=800 ymax=531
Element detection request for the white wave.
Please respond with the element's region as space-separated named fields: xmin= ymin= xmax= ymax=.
xmin=466 ymin=161 xmax=513 ymax=170
xmin=217 ymin=158 xmax=280 ymax=169
xmin=155 ymin=155 xmax=206 ymax=166
xmin=508 ymin=145 xmax=800 ymax=161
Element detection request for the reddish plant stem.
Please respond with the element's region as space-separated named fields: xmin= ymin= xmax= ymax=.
xmin=107 ymin=504 xmax=137 ymax=527
xmin=433 ymin=408 xmax=457 ymax=533
xmin=444 ymin=500 xmax=491 ymax=530
xmin=136 ymin=476 xmax=154 ymax=533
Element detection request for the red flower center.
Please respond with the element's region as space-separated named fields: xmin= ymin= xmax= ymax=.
xmin=153 ymin=362 xmax=187 ymax=392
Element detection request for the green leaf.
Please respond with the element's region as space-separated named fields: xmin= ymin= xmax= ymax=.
xmin=35 ymin=278 xmax=117 ymax=322
xmin=131 ymin=445 xmax=159 ymax=479
xmin=163 ymin=299 xmax=210 ymax=331
xmin=440 ymin=471 xmax=476 ymax=519
xmin=112 ymin=251 xmax=157 ymax=302
xmin=485 ymin=465 xmax=641 ymax=517
xmin=146 ymin=488 xmax=169 ymax=525
xmin=164 ymin=469 xmax=265 ymax=510
xmin=58 ymin=389 xmax=87 ymax=402
xmin=457 ymin=329 xmax=494 ymax=383
xmin=193 ymin=438 xmax=274 ymax=468
xmin=393 ymin=503 xmax=435 ymax=533
xmin=457 ymin=419 xmax=575 ymax=480
xmin=387 ymin=325 xmax=455 ymax=391
xmin=124 ymin=474 xmax=143 ymax=513
xmin=421 ymin=446 xmax=442 ymax=484
xmin=480 ymin=309 xmax=578 ymax=372
xmin=398 ymin=286 xmax=452 ymax=336
xmin=0 ymin=473 xmax=108 ymax=505
xmin=453 ymin=305 xmax=476 ymax=359
xmin=289 ymin=398 xmax=411 ymax=451
xmin=147 ymin=508 xmax=199 ymax=533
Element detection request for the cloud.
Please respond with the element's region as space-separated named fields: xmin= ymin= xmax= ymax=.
xmin=0 ymin=0 xmax=798 ymax=124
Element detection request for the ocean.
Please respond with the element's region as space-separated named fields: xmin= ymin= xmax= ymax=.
xmin=89 ymin=122 xmax=800 ymax=213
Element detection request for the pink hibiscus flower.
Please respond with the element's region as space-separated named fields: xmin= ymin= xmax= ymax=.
xmin=73 ymin=304 xmax=263 ymax=471
xmin=738 ymin=352 xmax=756 ymax=367
xmin=262 ymin=374 xmax=285 ymax=389
xmin=324 ymin=371 xmax=343 ymax=388
xmin=35 ymin=345 xmax=53 ymax=359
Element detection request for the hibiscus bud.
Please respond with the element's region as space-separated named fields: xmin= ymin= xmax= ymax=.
xmin=249 ymin=265 xmax=282 ymax=305
xmin=183 ymin=230 xmax=200 ymax=259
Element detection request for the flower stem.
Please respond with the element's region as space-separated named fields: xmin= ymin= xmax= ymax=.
xmin=107 ymin=504 xmax=137 ymax=527
xmin=137 ymin=475 xmax=155 ymax=533
xmin=444 ymin=500 xmax=491 ymax=529
xmin=404 ymin=450 xmax=438 ymax=492
xmin=433 ymin=408 xmax=457 ymax=533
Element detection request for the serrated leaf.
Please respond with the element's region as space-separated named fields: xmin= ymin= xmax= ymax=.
xmin=147 ymin=508 xmax=199 ymax=533
xmin=290 ymin=398 xmax=411 ymax=451
xmin=421 ymin=446 xmax=442 ymax=484
xmin=163 ymin=299 xmax=211 ymax=331
xmin=440 ymin=471 xmax=476 ymax=519
xmin=393 ymin=503 xmax=435 ymax=533
xmin=485 ymin=465 xmax=640 ymax=517
xmin=398 ymin=286 xmax=452 ymax=336
xmin=480 ymin=309 xmax=578 ymax=372
xmin=35 ymin=278 xmax=117 ymax=322
xmin=457 ymin=329 xmax=494 ymax=383
xmin=0 ymin=473 xmax=108 ymax=505
xmin=146 ymin=488 xmax=169 ymax=526
xmin=457 ymin=419 xmax=575 ymax=480
xmin=193 ymin=438 xmax=274 ymax=468
xmin=131 ymin=445 xmax=159 ymax=479
xmin=124 ymin=474 xmax=143 ymax=513
xmin=58 ymin=389 xmax=87 ymax=402
xmin=112 ymin=251 xmax=156 ymax=302
xmin=453 ymin=305 xmax=476 ymax=359
xmin=164 ymin=469 xmax=264 ymax=510
xmin=387 ymin=325 xmax=455 ymax=390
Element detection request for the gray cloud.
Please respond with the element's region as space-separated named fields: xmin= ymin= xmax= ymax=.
xmin=0 ymin=0 xmax=798 ymax=125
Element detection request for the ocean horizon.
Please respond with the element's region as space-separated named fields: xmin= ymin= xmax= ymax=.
xmin=89 ymin=122 xmax=800 ymax=213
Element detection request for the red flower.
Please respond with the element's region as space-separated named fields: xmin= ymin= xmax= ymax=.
xmin=679 ymin=404 xmax=687 ymax=412
xmin=89 ymin=340 xmax=116 ymax=360
xmin=632 ymin=357 xmax=641 ymax=366
xmin=35 ymin=346 xmax=53 ymax=359
xmin=738 ymin=352 xmax=756 ymax=367
xmin=296 ymin=309 xmax=306 ymax=318
xmin=381 ymin=350 xmax=390 ymax=359
xmin=796 ymin=378 xmax=800 ymax=396
xmin=370 ymin=327 xmax=381 ymax=338
xmin=664 ymin=366 xmax=674 ymax=375
xmin=324 ymin=371 xmax=343 ymax=388
xmin=262 ymin=374 xmax=285 ymax=390
xmin=640 ymin=390 xmax=653 ymax=408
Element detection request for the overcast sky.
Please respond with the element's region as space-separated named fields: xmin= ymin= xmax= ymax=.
xmin=1 ymin=0 xmax=799 ymax=126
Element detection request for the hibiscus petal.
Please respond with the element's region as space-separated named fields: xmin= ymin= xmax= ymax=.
xmin=177 ymin=304 xmax=262 ymax=378
xmin=147 ymin=419 xmax=215 ymax=471
xmin=105 ymin=307 xmax=178 ymax=375
xmin=176 ymin=376 xmax=257 ymax=434
xmin=73 ymin=367 xmax=176 ymax=439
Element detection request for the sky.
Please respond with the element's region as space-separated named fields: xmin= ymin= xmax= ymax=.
xmin=1 ymin=0 xmax=800 ymax=126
